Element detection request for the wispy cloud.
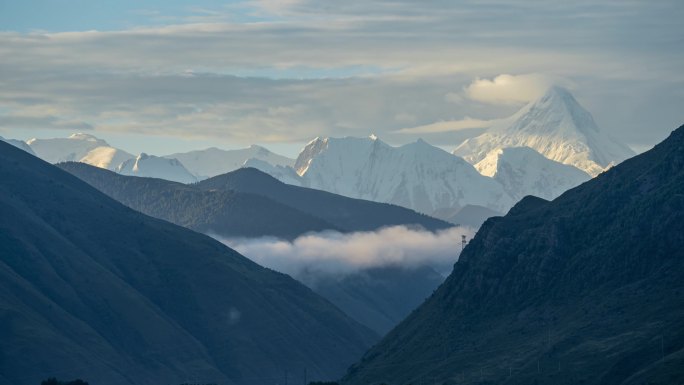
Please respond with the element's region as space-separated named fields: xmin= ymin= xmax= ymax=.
xmin=464 ymin=74 xmax=568 ymax=105
xmin=0 ymin=1 xmax=682 ymax=148
xmin=395 ymin=117 xmax=494 ymax=135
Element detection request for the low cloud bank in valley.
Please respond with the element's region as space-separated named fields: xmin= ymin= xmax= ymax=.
xmin=216 ymin=225 xmax=476 ymax=278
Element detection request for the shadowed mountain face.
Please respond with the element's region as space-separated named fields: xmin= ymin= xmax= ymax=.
xmin=444 ymin=204 xmax=503 ymax=228
xmin=57 ymin=162 xmax=337 ymax=239
xmin=57 ymin=162 xmax=454 ymax=335
xmin=304 ymin=265 xmax=446 ymax=335
xmin=343 ymin=125 xmax=684 ymax=385
xmin=0 ymin=142 xmax=378 ymax=385
xmin=197 ymin=167 xmax=452 ymax=232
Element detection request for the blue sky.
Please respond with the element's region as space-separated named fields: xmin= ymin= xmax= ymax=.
xmin=0 ymin=1 xmax=253 ymax=31
xmin=0 ymin=0 xmax=682 ymax=156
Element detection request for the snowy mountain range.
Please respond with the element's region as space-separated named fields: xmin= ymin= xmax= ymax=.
xmin=165 ymin=145 xmax=294 ymax=179
xmin=26 ymin=133 xmax=134 ymax=168
xmin=250 ymin=134 xmax=591 ymax=216
xmin=453 ymin=86 xmax=635 ymax=176
xmin=246 ymin=86 xmax=625 ymax=216
xmin=290 ymin=136 xmax=515 ymax=214
xmin=3 ymin=86 xmax=628 ymax=218
xmin=13 ymin=133 xmax=292 ymax=184
xmin=117 ymin=153 xmax=198 ymax=184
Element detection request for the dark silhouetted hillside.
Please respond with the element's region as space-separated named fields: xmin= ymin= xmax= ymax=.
xmin=343 ymin=125 xmax=684 ymax=385
xmin=0 ymin=141 xmax=377 ymax=385
xmin=58 ymin=162 xmax=453 ymax=337
xmin=197 ymin=167 xmax=452 ymax=232
xmin=58 ymin=162 xmax=337 ymax=239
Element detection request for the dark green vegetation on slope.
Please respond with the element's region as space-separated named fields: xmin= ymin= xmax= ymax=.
xmin=343 ymin=125 xmax=684 ymax=385
xmin=57 ymin=162 xmax=337 ymax=239
xmin=197 ymin=167 xmax=451 ymax=232
xmin=0 ymin=141 xmax=378 ymax=385
xmin=59 ymin=163 xmax=452 ymax=239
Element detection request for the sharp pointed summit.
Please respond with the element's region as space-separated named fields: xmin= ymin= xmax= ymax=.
xmin=453 ymin=86 xmax=635 ymax=176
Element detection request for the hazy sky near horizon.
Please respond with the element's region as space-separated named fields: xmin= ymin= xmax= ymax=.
xmin=0 ymin=0 xmax=682 ymax=156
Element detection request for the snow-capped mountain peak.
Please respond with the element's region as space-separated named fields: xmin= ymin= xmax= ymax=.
xmin=117 ymin=153 xmax=197 ymax=184
xmin=500 ymin=86 xmax=599 ymax=137
xmin=79 ymin=146 xmax=134 ymax=170
xmin=453 ymin=86 xmax=635 ymax=176
xmin=295 ymin=136 xmax=331 ymax=175
xmin=165 ymin=145 xmax=294 ymax=180
xmin=26 ymin=132 xmax=113 ymax=164
xmin=291 ymin=135 xmax=514 ymax=215
xmin=475 ymin=146 xmax=591 ymax=201
xmin=295 ymin=136 xmax=392 ymax=176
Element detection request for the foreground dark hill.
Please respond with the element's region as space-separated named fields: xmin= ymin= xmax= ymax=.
xmin=58 ymin=162 xmax=336 ymax=239
xmin=0 ymin=142 xmax=377 ymax=385
xmin=343 ymin=125 xmax=684 ymax=385
xmin=197 ymin=168 xmax=452 ymax=232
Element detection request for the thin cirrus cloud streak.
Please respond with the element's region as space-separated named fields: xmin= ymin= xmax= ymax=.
xmin=395 ymin=117 xmax=496 ymax=135
xmin=0 ymin=0 xmax=682 ymax=151
xmin=216 ymin=226 xmax=476 ymax=278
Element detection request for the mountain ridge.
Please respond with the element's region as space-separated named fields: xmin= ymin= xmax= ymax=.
xmin=288 ymin=135 xmax=515 ymax=215
xmin=165 ymin=145 xmax=294 ymax=180
xmin=197 ymin=167 xmax=452 ymax=232
xmin=116 ymin=153 xmax=198 ymax=184
xmin=57 ymin=161 xmax=339 ymax=239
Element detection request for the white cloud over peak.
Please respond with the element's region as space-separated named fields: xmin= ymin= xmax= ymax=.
xmin=464 ymin=73 xmax=565 ymax=105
